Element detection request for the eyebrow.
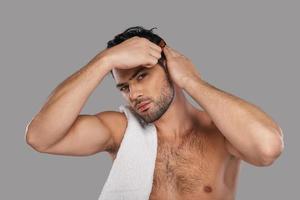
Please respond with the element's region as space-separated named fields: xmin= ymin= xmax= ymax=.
xmin=115 ymin=67 xmax=148 ymax=88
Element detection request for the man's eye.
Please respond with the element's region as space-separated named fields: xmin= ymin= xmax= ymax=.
xmin=137 ymin=73 xmax=147 ymax=80
xmin=120 ymin=86 xmax=129 ymax=92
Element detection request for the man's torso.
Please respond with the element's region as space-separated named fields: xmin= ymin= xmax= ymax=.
xmin=108 ymin=108 xmax=241 ymax=200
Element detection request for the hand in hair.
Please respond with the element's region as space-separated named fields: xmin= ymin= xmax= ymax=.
xmin=99 ymin=36 xmax=162 ymax=70
xmin=163 ymin=45 xmax=202 ymax=88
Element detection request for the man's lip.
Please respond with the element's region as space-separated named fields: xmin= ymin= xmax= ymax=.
xmin=137 ymin=101 xmax=151 ymax=110
xmin=138 ymin=102 xmax=151 ymax=111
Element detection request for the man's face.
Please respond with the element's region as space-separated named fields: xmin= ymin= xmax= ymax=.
xmin=113 ymin=64 xmax=174 ymax=123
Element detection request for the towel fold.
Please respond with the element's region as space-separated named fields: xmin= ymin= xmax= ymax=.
xmin=98 ymin=104 xmax=158 ymax=200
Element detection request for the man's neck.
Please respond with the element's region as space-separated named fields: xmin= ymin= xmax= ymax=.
xmin=153 ymin=88 xmax=198 ymax=141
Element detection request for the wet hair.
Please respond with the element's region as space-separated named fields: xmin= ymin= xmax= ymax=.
xmin=106 ymin=26 xmax=167 ymax=79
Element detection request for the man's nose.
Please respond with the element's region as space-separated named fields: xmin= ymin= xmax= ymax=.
xmin=129 ymin=84 xmax=143 ymax=102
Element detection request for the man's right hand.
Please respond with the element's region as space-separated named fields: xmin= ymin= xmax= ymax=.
xmin=98 ymin=36 xmax=163 ymax=71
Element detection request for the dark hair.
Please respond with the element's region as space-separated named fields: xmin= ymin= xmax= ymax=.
xmin=106 ymin=26 xmax=167 ymax=79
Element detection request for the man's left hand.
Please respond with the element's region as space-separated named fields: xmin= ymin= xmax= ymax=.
xmin=163 ymin=45 xmax=202 ymax=88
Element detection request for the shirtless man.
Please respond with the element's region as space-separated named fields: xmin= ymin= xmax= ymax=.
xmin=25 ymin=26 xmax=284 ymax=200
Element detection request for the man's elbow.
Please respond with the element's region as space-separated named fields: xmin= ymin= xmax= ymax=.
xmin=257 ymin=129 xmax=284 ymax=166
xmin=26 ymin=133 xmax=46 ymax=153
xmin=25 ymin=124 xmax=48 ymax=153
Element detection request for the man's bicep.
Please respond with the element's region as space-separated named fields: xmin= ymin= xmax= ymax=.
xmin=224 ymin=138 xmax=270 ymax=166
xmin=40 ymin=113 xmax=115 ymax=156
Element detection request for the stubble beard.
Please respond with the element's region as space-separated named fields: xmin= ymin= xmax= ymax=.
xmin=134 ymin=76 xmax=175 ymax=124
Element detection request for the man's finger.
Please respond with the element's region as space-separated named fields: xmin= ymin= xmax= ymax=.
xmin=163 ymin=45 xmax=176 ymax=58
xmin=148 ymin=41 xmax=162 ymax=52
xmin=165 ymin=45 xmax=182 ymax=57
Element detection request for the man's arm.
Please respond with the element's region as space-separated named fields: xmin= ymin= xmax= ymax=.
xmin=162 ymin=45 xmax=284 ymax=166
xmin=28 ymin=111 xmax=127 ymax=156
xmin=183 ymin=77 xmax=284 ymax=166
xmin=25 ymin=52 xmax=112 ymax=152
xmin=25 ymin=36 xmax=162 ymax=155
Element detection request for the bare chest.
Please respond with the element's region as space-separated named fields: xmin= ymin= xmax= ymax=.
xmin=149 ymin=131 xmax=236 ymax=200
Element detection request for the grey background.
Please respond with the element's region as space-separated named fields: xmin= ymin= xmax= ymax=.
xmin=1 ymin=0 xmax=298 ymax=199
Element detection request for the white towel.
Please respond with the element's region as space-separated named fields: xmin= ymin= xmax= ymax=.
xmin=98 ymin=104 xmax=158 ymax=200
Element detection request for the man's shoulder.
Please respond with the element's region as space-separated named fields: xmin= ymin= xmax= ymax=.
xmin=193 ymin=107 xmax=227 ymax=138
xmin=193 ymin=107 xmax=214 ymax=128
xmin=94 ymin=109 xmax=127 ymax=122
xmin=94 ymin=110 xmax=128 ymax=155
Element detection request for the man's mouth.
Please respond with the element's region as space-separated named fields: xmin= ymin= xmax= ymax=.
xmin=137 ymin=102 xmax=151 ymax=112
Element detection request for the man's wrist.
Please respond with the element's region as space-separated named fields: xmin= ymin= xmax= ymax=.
xmin=181 ymin=74 xmax=203 ymax=89
xmin=89 ymin=51 xmax=114 ymax=75
xmin=98 ymin=55 xmax=113 ymax=73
